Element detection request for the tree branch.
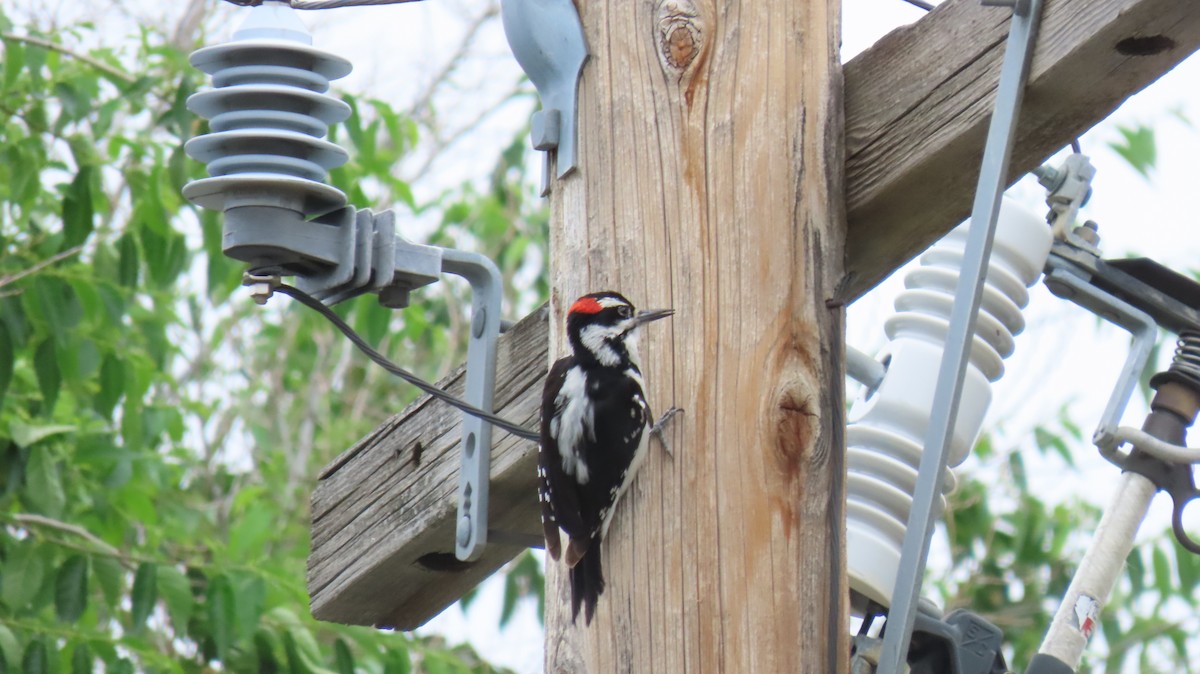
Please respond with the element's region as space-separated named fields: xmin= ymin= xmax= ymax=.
xmin=0 ymin=32 xmax=136 ymax=84
xmin=0 ymin=245 xmax=84 ymax=291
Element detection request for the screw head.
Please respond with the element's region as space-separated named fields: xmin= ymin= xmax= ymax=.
xmin=472 ymin=308 xmax=487 ymax=338
xmin=456 ymin=515 xmax=472 ymax=548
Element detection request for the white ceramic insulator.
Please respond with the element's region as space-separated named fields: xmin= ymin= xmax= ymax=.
xmin=846 ymin=197 xmax=1053 ymax=607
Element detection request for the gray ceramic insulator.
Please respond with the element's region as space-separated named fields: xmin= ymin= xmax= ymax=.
xmin=182 ymin=1 xmax=353 ymax=273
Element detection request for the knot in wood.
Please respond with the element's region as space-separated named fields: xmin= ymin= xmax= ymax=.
xmin=656 ymin=0 xmax=703 ymax=76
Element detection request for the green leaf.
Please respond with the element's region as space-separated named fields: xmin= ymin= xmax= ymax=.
xmin=95 ymin=355 xmax=125 ymax=419
xmin=229 ymin=507 xmax=273 ymax=560
xmin=1107 ymin=123 xmax=1156 ymax=178
xmin=117 ymin=233 xmax=139 ymax=288
xmin=253 ymin=628 xmax=283 ymax=673
xmin=20 ymin=639 xmax=47 ymax=674
xmin=0 ymin=324 xmax=12 ymax=408
xmin=61 ymin=166 xmax=95 ymax=249
xmin=231 ymin=573 xmax=265 ymax=645
xmin=2 ymin=37 xmax=23 ymax=89
xmin=130 ymin=561 xmax=157 ymax=631
xmin=69 ymin=643 xmax=91 ymax=674
xmin=92 ymin=556 xmax=123 ymax=609
xmin=208 ymin=574 xmax=236 ymax=662
xmin=33 ymin=339 xmax=60 ymax=411
xmin=382 ymin=647 xmax=411 ymax=674
xmin=0 ymin=626 xmax=20 ymax=674
xmin=333 ymin=639 xmax=354 ymax=674
xmin=1127 ymin=547 xmax=1146 ymax=596
xmin=1152 ymin=545 xmax=1172 ymax=597
xmin=10 ymin=422 xmax=76 ymax=448
xmin=55 ymin=555 xmax=89 ymax=622
xmin=157 ymin=565 xmax=194 ymax=635
xmin=283 ymin=628 xmax=338 ymax=674
xmin=24 ymin=446 xmax=66 ymax=517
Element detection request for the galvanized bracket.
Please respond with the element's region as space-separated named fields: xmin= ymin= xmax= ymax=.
xmin=1042 ymin=261 xmax=1156 ymax=466
xmin=500 ymin=0 xmax=589 ymax=196
xmin=876 ymin=0 xmax=1044 ymax=671
xmin=439 ymin=248 xmax=503 ymax=562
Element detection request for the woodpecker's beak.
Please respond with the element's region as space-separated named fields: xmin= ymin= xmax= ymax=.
xmin=634 ymin=308 xmax=674 ymax=325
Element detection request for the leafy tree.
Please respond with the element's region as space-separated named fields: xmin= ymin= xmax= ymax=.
xmin=0 ymin=6 xmax=544 ymax=674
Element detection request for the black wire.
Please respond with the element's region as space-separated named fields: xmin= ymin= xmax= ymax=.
xmin=901 ymin=0 xmax=936 ymax=11
xmin=273 ymin=283 xmax=541 ymax=442
xmin=1070 ymin=138 xmax=1083 ymax=154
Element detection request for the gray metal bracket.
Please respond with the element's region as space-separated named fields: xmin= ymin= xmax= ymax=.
xmin=439 ymin=248 xmax=503 ymax=562
xmin=501 ymin=0 xmax=589 ymax=196
xmin=876 ymin=0 xmax=1044 ymax=671
xmin=1043 ymin=266 xmax=1155 ymax=464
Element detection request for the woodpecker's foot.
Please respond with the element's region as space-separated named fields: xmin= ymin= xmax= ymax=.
xmin=651 ymin=406 xmax=683 ymax=457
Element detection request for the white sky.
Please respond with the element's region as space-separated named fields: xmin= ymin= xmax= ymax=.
xmin=9 ymin=0 xmax=1200 ymax=671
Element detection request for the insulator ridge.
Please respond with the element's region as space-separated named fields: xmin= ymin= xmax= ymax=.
xmin=846 ymin=198 xmax=1053 ymax=607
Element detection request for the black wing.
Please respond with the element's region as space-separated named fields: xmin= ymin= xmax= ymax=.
xmin=539 ymin=356 xmax=585 ymax=560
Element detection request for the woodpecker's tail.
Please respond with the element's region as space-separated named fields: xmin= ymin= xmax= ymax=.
xmin=569 ymin=536 xmax=604 ymax=625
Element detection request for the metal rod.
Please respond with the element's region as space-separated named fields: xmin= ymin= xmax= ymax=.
xmin=846 ymin=346 xmax=887 ymax=391
xmin=876 ymin=1 xmax=1044 ymax=671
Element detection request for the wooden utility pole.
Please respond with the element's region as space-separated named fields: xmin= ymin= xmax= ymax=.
xmin=542 ymin=1 xmax=846 ymax=671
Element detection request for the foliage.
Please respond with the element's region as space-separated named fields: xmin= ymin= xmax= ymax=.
xmin=0 ymin=7 xmax=544 ymax=674
xmin=939 ymin=416 xmax=1200 ymax=672
xmin=1106 ymin=123 xmax=1157 ymax=180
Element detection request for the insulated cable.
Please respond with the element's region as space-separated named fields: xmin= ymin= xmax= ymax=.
xmin=271 ymin=281 xmax=540 ymax=442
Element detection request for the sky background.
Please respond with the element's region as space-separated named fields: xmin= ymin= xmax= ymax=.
xmin=9 ymin=0 xmax=1200 ymax=671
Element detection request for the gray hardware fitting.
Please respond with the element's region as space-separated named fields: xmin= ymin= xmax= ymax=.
xmin=875 ymin=0 xmax=1044 ymax=671
xmin=501 ymin=0 xmax=589 ymax=197
xmin=182 ymin=0 xmax=505 ymax=562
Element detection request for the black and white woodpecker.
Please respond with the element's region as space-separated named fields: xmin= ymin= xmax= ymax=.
xmin=538 ymin=291 xmax=675 ymax=624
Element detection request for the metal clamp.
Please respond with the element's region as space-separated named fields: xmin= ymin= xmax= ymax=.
xmin=1034 ymin=153 xmax=1095 ymax=240
xmin=501 ymin=0 xmax=589 ymax=196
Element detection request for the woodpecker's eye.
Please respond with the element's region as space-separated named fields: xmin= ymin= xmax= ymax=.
xmin=617 ymin=305 xmax=632 ymax=318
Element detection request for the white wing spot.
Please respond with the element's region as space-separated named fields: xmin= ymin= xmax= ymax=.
xmin=554 ymin=366 xmax=594 ymax=484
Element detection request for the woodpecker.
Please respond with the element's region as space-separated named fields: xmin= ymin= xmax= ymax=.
xmin=538 ymin=291 xmax=674 ymax=624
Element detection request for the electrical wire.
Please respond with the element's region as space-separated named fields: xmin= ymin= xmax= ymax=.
xmin=900 ymin=0 xmax=936 ymax=11
xmin=272 ymin=282 xmax=541 ymax=442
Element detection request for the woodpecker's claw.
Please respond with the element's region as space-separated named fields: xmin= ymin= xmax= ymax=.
xmin=651 ymin=406 xmax=683 ymax=458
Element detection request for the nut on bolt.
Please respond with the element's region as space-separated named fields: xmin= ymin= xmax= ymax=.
xmin=242 ymin=272 xmax=281 ymax=305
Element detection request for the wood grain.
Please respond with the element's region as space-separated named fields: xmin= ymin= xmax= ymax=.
xmin=540 ymin=0 xmax=847 ymax=671
xmin=843 ymin=0 xmax=1200 ymax=299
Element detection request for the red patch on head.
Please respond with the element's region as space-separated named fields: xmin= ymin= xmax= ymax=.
xmin=569 ymin=297 xmax=604 ymax=315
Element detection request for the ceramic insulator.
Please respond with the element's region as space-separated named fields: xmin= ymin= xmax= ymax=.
xmin=846 ymin=197 xmax=1053 ymax=607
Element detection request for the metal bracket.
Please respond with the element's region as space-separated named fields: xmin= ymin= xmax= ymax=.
xmin=876 ymin=1 xmax=1044 ymax=671
xmin=1042 ymin=264 xmax=1157 ymax=464
xmin=501 ymin=0 xmax=589 ymax=196
xmin=439 ymin=249 xmax=503 ymax=562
